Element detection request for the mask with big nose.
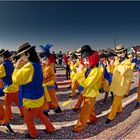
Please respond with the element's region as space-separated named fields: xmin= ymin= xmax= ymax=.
xmin=83 ymin=57 xmax=89 ymax=67
xmin=20 ymin=53 xmax=29 ymax=63
xmin=117 ymin=50 xmax=126 ymax=58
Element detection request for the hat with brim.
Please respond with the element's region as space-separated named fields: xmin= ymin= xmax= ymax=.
xmin=0 ymin=49 xmax=5 ymax=56
xmin=81 ymin=45 xmax=93 ymax=58
xmin=115 ymin=44 xmax=126 ymax=53
xmin=0 ymin=50 xmax=12 ymax=58
xmin=17 ymin=42 xmax=34 ymax=55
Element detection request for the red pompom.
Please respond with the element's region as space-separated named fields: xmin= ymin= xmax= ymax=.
xmin=48 ymin=54 xmax=55 ymax=64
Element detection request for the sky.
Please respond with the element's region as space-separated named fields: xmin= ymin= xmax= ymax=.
xmin=0 ymin=1 xmax=140 ymax=53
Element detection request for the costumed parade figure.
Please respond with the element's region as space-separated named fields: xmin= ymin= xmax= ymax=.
xmin=40 ymin=44 xmax=62 ymax=115
xmin=0 ymin=49 xmax=23 ymax=120
xmin=73 ymin=45 xmax=101 ymax=132
xmin=0 ymin=52 xmax=15 ymax=135
xmin=98 ymin=53 xmax=114 ymax=104
xmin=106 ymin=44 xmax=133 ymax=123
xmin=12 ymin=43 xmax=55 ymax=138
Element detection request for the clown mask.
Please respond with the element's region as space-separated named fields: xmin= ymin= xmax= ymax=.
xmin=116 ymin=50 xmax=126 ymax=58
xmin=20 ymin=53 xmax=29 ymax=63
xmin=83 ymin=57 xmax=89 ymax=67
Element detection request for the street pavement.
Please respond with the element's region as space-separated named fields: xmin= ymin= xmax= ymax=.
xmin=0 ymin=68 xmax=139 ymax=139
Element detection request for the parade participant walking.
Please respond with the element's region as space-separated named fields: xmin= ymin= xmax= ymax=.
xmin=106 ymin=44 xmax=133 ymax=123
xmin=99 ymin=53 xmax=114 ymax=103
xmin=69 ymin=53 xmax=79 ymax=97
xmin=0 ymin=49 xmax=23 ymax=120
xmin=40 ymin=45 xmax=62 ymax=114
xmin=12 ymin=43 xmax=55 ymax=138
xmin=41 ymin=56 xmax=62 ymax=114
xmin=73 ymin=45 xmax=101 ymax=132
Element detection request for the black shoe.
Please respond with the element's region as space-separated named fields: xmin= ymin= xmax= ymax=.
xmin=6 ymin=130 xmax=16 ymax=136
xmin=6 ymin=124 xmax=15 ymax=135
xmin=69 ymin=95 xmax=73 ymax=98
xmin=135 ymin=102 xmax=140 ymax=108
xmin=43 ymin=111 xmax=49 ymax=118
xmin=105 ymin=119 xmax=111 ymax=124
xmin=55 ymin=106 xmax=62 ymax=113
xmin=72 ymin=108 xmax=79 ymax=112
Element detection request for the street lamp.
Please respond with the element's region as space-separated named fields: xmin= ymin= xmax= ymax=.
xmin=113 ymin=36 xmax=117 ymax=47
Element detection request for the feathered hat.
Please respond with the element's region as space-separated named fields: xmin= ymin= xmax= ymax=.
xmin=39 ymin=43 xmax=53 ymax=58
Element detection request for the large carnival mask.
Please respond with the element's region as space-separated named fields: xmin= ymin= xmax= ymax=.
xmin=20 ymin=53 xmax=29 ymax=63
xmin=83 ymin=57 xmax=89 ymax=67
xmin=116 ymin=50 xmax=126 ymax=58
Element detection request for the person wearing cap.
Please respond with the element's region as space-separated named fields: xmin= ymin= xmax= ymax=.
xmin=0 ymin=49 xmax=23 ymax=120
xmin=105 ymin=44 xmax=133 ymax=124
xmin=12 ymin=42 xmax=55 ymax=138
xmin=73 ymin=45 xmax=101 ymax=132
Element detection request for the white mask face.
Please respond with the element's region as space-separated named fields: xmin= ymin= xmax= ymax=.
xmin=20 ymin=53 xmax=29 ymax=63
xmin=41 ymin=57 xmax=48 ymax=65
xmin=117 ymin=51 xmax=126 ymax=58
xmin=83 ymin=57 xmax=89 ymax=66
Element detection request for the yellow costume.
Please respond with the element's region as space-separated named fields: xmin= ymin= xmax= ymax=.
xmin=108 ymin=58 xmax=133 ymax=120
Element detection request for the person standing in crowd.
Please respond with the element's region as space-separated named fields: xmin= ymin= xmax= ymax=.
xmin=57 ymin=51 xmax=63 ymax=66
xmin=0 ymin=49 xmax=23 ymax=120
xmin=73 ymin=45 xmax=101 ymax=132
xmin=106 ymin=44 xmax=133 ymax=123
xmin=64 ymin=51 xmax=70 ymax=80
xmin=52 ymin=51 xmax=57 ymax=65
xmin=12 ymin=43 xmax=55 ymax=139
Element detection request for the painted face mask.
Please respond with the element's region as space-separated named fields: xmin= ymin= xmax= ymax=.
xmin=83 ymin=57 xmax=89 ymax=66
xmin=117 ymin=50 xmax=126 ymax=58
xmin=41 ymin=57 xmax=48 ymax=65
xmin=20 ymin=53 xmax=29 ymax=63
